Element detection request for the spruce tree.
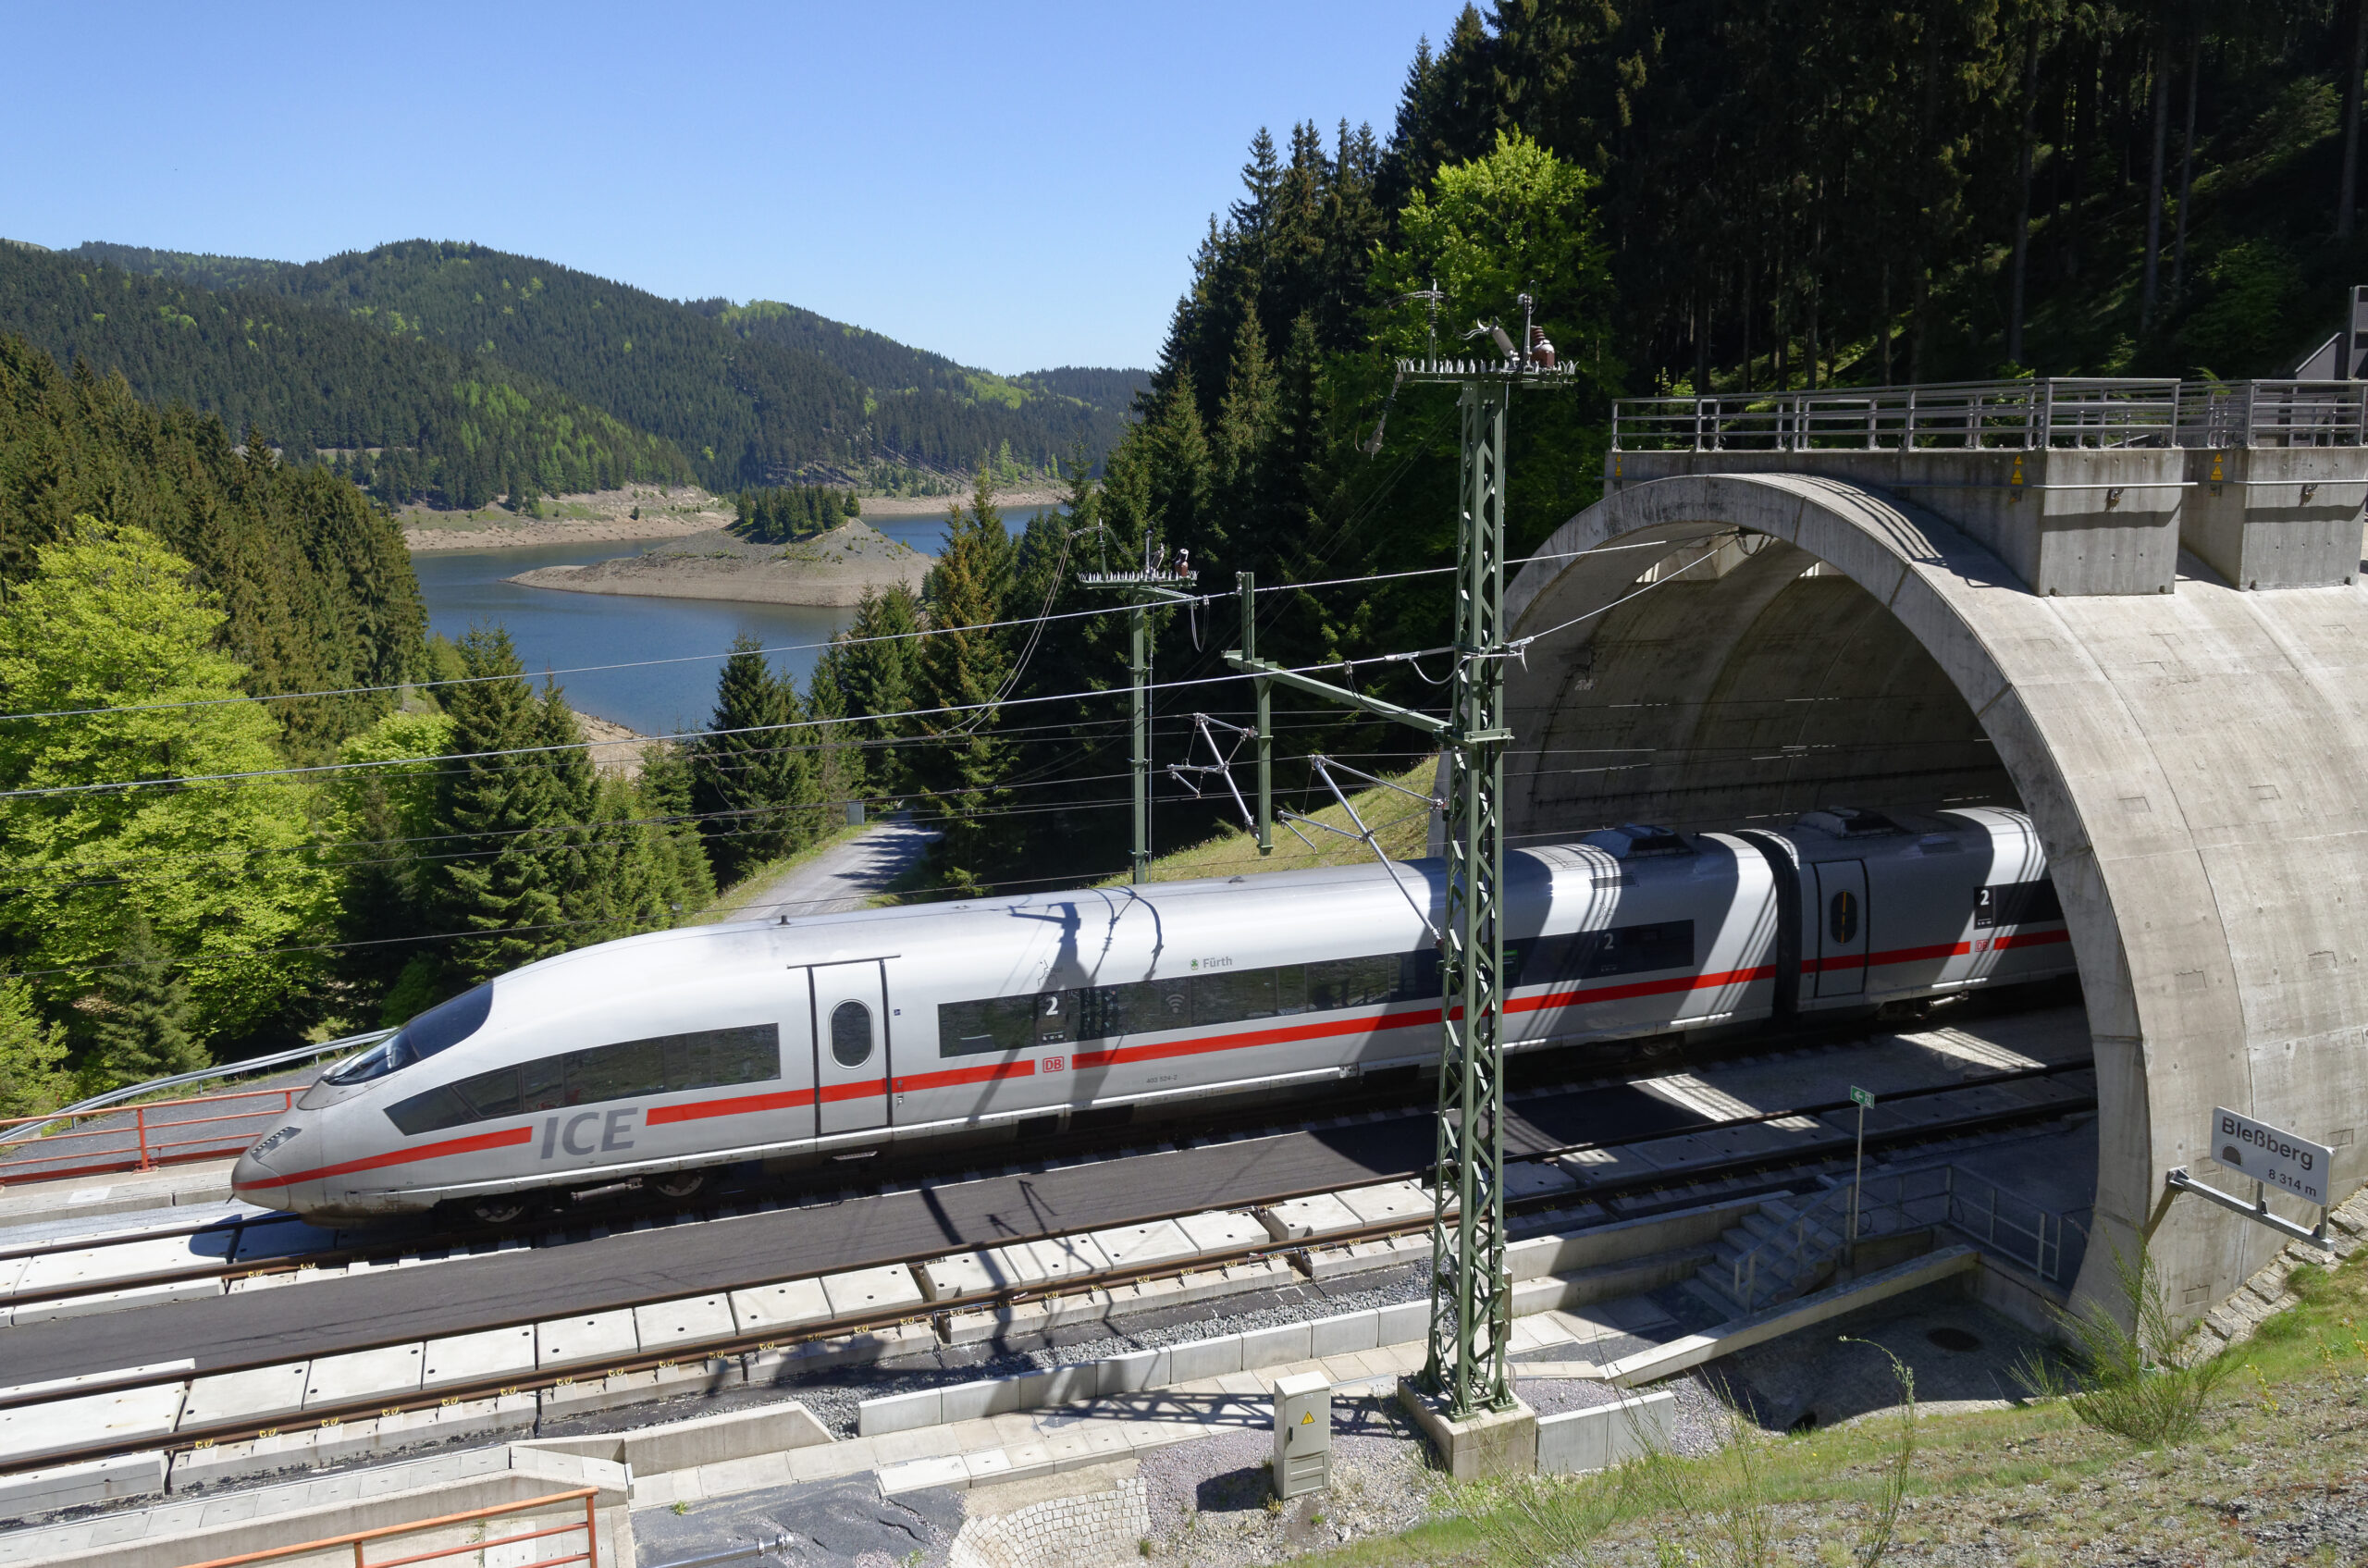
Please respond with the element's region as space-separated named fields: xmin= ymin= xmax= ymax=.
xmin=909 ymin=474 xmax=1015 ymax=892
xmin=92 ymin=917 xmax=204 ymax=1085
xmin=433 ymin=629 xmax=573 ymax=982
xmin=831 ymin=586 xmax=922 ymax=796
xmin=0 ymin=978 xmax=72 ymax=1117
xmin=690 ymin=635 xmax=811 ymax=884
xmin=636 ymin=743 xmax=718 ymax=917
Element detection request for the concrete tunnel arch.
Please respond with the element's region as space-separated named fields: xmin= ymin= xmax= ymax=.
xmin=1498 ymin=471 xmax=2368 ymax=1323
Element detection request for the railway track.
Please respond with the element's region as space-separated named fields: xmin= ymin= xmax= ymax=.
xmin=0 ymin=993 xmax=2071 ymax=1318
xmin=0 ymin=1006 xmax=2096 ymax=1475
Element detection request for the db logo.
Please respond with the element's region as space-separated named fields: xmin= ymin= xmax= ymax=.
xmin=1042 ymin=1056 xmax=1067 ymax=1074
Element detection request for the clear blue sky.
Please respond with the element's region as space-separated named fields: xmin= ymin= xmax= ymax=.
xmin=0 ymin=2 xmax=1455 ymax=375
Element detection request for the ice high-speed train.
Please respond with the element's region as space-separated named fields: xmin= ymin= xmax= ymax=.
xmin=232 ymin=808 xmax=2075 ymax=1222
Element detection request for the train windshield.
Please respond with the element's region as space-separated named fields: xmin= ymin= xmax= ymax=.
xmin=322 ymin=984 xmax=495 ymax=1086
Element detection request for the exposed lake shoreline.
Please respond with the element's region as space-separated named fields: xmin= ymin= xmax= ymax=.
xmin=506 ymin=521 xmax=930 ymax=608
xmin=401 ymin=482 xmax=1062 ymax=552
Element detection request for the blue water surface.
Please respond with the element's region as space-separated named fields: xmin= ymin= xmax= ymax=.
xmin=410 ymin=506 xmax=1052 ymax=737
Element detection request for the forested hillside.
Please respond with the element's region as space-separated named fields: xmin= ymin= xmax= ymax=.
xmin=801 ymin=1 xmax=2368 ymax=901
xmin=0 ymin=243 xmax=690 ymax=511
xmin=0 ymin=332 xmax=426 ymax=755
xmin=73 ymin=240 xmax=1144 ymax=495
xmin=1393 ymin=1 xmax=2362 ymax=388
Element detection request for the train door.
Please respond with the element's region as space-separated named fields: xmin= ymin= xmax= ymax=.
xmin=1813 ymin=860 xmax=1869 ymax=997
xmin=808 ymin=960 xmax=891 ymax=1136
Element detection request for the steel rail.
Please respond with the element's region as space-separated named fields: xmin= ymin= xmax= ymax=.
xmin=0 ymin=1049 xmax=2083 ymax=1314
xmin=0 ymin=1061 xmax=2096 ymax=1474
xmin=0 ymin=1078 xmax=2095 ymax=1476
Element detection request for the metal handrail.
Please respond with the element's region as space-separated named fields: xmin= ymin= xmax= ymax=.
xmin=1612 ymin=378 xmax=2182 ymax=454
xmin=178 ymin=1486 xmax=600 ymax=1568
xmin=0 ymin=1083 xmax=314 ymax=1183
xmin=0 ymin=1028 xmax=390 ymax=1148
xmin=2175 ymin=379 xmax=2368 ymax=449
xmin=1727 ymin=1166 xmax=2016 ymax=1309
xmin=1940 ymin=1164 xmax=2087 ymax=1283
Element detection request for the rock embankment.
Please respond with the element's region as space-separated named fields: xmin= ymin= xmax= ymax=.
xmin=507 ymin=522 xmax=929 ymax=608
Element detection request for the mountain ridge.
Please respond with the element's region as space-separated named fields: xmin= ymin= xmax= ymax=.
xmin=63 ymin=239 xmax=1144 ymax=499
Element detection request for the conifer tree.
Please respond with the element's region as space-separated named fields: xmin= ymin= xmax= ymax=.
xmin=829 ymin=586 xmax=923 ymax=796
xmin=803 ymin=655 xmax=862 ymax=826
xmin=636 ymin=743 xmax=717 ymax=917
xmin=0 ymin=978 xmax=72 ymax=1117
xmin=690 ymin=636 xmax=811 ymax=884
xmin=1146 ymin=368 xmax=1213 ymax=561
xmin=909 ymin=474 xmax=1015 ymax=892
xmin=433 ymin=629 xmax=573 ymax=982
xmin=92 ymin=916 xmax=204 ymax=1085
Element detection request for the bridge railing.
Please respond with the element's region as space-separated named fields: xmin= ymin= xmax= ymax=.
xmin=179 ymin=1486 xmax=602 ymax=1568
xmin=2175 ymin=379 xmax=2368 ymax=449
xmin=0 ymin=1082 xmax=315 ymax=1186
xmin=1611 ymin=378 xmax=2182 ymax=453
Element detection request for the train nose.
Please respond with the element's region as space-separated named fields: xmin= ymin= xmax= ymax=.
xmin=232 ymin=1118 xmax=310 ymax=1201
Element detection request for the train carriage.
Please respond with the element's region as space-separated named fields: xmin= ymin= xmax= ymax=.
xmin=232 ymin=809 xmax=2078 ymax=1222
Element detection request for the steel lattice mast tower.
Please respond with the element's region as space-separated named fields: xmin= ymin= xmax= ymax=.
xmin=1228 ymin=310 xmax=1576 ymax=1418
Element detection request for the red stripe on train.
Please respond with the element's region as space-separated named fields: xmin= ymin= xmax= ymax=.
xmin=1799 ymin=925 xmax=2067 ymax=972
xmin=647 ymin=1086 xmax=817 ymax=1125
xmin=238 ymin=1125 xmax=535 ymax=1189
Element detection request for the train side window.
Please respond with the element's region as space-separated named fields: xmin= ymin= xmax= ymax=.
xmin=1974 ymin=880 xmax=2061 ymax=929
xmin=1074 ymin=981 xmax=1159 ymax=1040
xmin=831 ymin=1001 xmax=874 ymax=1067
xmin=385 ymin=1084 xmax=471 ymax=1136
xmin=520 ymin=1056 xmax=567 ymax=1114
xmin=666 ymin=1024 xmax=781 ymax=1090
xmin=1274 ymin=964 xmax=1308 ymax=1015
xmin=1393 ymin=949 xmax=1442 ymax=1003
xmin=1033 ymin=993 xmax=1069 ymax=1044
xmin=938 ymin=994 xmax=1035 ymax=1056
xmin=1306 ymin=956 xmax=1395 ymax=1010
xmin=566 ymin=1041 xmax=666 ymax=1105
xmin=452 ymin=1066 xmax=522 ymax=1121
xmin=1194 ymin=968 xmax=1276 ymax=1026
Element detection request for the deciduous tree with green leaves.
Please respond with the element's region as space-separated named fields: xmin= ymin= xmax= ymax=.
xmin=0 ymin=520 xmax=331 ymax=1058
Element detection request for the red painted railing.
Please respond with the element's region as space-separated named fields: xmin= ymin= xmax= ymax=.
xmin=179 ymin=1487 xmax=600 ymax=1568
xmin=0 ymin=1084 xmax=303 ymax=1187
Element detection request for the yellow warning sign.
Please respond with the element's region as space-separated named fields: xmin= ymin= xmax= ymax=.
xmin=1300 ymin=1411 xmax=1315 ymax=1425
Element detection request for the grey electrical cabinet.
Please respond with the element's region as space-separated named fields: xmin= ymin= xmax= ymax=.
xmin=1272 ymin=1372 xmax=1332 ymax=1499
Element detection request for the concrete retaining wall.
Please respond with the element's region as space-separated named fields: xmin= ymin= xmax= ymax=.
xmin=1537 ymin=1389 xmax=1678 ymax=1475
xmin=858 ymin=1202 xmax=1746 ymax=1437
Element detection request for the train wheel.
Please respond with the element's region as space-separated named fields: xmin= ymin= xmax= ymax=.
xmin=467 ymin=1195 xmax=531 ymax=1226
xmin=648 ymin=1170 xmax=709 ymax=1203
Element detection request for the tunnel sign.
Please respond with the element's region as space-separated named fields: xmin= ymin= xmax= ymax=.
xmin=1849 ymin=1087 xmax=1876 ymax=1108
xmin=2211 ymin=1107 xmax=2333 ymax=1207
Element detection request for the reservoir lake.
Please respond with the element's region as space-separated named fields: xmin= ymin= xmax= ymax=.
xmin=413 ymin=507 xmax=1053 ymax=736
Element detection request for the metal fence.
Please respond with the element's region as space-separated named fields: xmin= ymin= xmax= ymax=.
xmin=1611 ymin=378 xmax=2182 ymax=453
xmin=0 ymin=1082 xmax=310 ymax=1186
xmin=179 ymin=1486 xmax=601 ymax=1568
xmin=1724 ymin=1163 xmax=2085 ymax=1310
xmin=2175 ymin=379 xmax=2368 ymax=449
xmin=1613 ymin=376 xmax=2368 ymax=455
